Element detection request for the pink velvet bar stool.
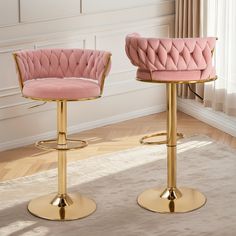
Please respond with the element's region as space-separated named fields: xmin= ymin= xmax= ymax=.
xmin=125 ymin=33 xmax=217 ymax=213
xmin=14 ymin=49 xmax=111 ymax=220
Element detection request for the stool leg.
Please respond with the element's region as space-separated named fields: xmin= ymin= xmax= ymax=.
xmin=57 ymin=101 xmax=67 ymax=196
xmin=159 ymin=83 xmax=182 ymax=200
xmin=50 ymin=101 xmax=72 ymax=208
xmin=28 ymin=101 xmax=96 ymax=220
xmin=167 ymin=83 xmax=177 ymax=189
xmin=137 ymin=83 xmax=206 ymax=213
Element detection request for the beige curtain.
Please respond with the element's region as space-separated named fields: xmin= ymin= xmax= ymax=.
xmin=175 ymin=0 xmax=203 ymax=100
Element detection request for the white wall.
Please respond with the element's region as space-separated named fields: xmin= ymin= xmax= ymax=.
xmin=0 ymin=0 xmax=175 ymax=151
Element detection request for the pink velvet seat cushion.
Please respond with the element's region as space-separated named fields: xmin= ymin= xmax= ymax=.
xmin=22 ymin=78 xmax=101 ymax=100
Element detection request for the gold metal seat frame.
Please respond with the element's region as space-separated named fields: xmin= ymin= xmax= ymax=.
xmin=137 ymin=77 xmax=216 ymax=213
xmin=28 ymin=101 xmax=96 ymax=220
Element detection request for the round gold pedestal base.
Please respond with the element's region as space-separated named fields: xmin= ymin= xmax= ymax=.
xmin=137 ymin=187 xmax=206 ymax=213
xmin=28 ymin=193 xmax=96 ymax=221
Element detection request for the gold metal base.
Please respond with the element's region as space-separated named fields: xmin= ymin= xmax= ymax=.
xmin=137 ymin=84 xmax=208 ymax=214
xmin=28 ymin=193 xmax=96 ymax=221
xmin=35 ymin=138 xmax=88 ymax=151
xmin=140 ymin=132 xmax=184 ymax=145
xmin=137 ymin=187 xmax=206 ymax=213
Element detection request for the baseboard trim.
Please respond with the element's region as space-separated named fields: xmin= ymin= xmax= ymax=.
xmin=0 ymin=104 xmax=166 ymax=151
xmin=178 ymin=98 xmax=236 ymax=137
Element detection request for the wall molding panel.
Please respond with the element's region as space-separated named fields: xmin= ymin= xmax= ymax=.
xmin=0 ymin=0 xmax=174 ymax=151
xmin=82 ymin=0 xmax=174 ymax=14
xmin=0 ymin=0 xmax=19 ymax=27
xmin=19 ymin=0 xmax=82 ymax=23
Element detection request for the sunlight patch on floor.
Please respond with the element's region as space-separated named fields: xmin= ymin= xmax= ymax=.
xmin=178 ymin=140 xmax=213 ymax=153
xmin=0 ymin=221 xmax=36 ymax=236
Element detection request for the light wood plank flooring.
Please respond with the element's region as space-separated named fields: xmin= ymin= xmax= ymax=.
xmin=0 ymin=111 xmax=235 ymax=181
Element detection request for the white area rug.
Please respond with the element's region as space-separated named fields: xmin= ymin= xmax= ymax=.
xmin=0 ymin=135 xmax=236 ymax=236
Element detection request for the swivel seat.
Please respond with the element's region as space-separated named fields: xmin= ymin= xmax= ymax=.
xmin=14 ymin=48 xmax=111 ymax=220
xmin=125 ymin=33 xmax=216 ymax=213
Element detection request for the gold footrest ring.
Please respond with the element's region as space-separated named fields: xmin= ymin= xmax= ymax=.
xmin=137 ymin=187 xmax=206 ymax=213
xmin=28 ymin=193 xmax=96 ymax=221
xmin=140 ymin=132 xmax=184 ymax=145
xmin=35 ymin=138 xmax=88 ymax=151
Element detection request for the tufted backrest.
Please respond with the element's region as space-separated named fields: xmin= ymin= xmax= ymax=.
xmin=125 ymin=33 xmax=216 ymax=79
xmin=14 ymin=49 xmax=111 ymax=87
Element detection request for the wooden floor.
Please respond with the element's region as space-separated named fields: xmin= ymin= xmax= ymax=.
xmin=0 ymin=111 xmax=236 ymax=181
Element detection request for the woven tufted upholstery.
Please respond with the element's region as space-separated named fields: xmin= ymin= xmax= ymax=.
xmin=125 ymin=33 xmax=216 ymax=82
xmin=14 ymin=49 xmax=111 ymax=100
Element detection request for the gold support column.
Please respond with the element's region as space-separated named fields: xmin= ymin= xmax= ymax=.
xmin=27 ymin=101 xmax=96 ymax=220
xmin=57 ymin=101 xmax=67 ymax=196
xmin=159 ymin=84 xmax=182 ymax=200
xmin=50 ymin=101 xmax=72 ymax=208
xmin=137 ymin=83 xmax=206 ymax=213
xmin=57 ymin=151 xmax=67 ymax=196
xmin=167 ymin=83 xmax=177 ymax=189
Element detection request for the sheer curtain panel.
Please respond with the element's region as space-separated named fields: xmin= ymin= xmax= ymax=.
xmin=204 ymin=0 xmax=236 ymax=116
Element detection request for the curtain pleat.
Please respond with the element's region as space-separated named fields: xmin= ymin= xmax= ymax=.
xmin=175 ymin=0 xmax=202 ymax=101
